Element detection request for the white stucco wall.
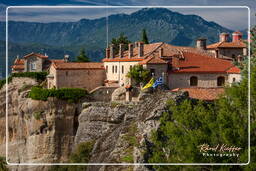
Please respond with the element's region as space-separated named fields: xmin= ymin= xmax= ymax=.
xmin=104 ymin=61 xmax=139 ymax=86
xmin=228 ymin=74 xmax=241 ymax=84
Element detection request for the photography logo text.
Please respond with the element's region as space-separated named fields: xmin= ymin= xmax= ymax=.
xmin=198 ymin=144 xmax=242 ymax=157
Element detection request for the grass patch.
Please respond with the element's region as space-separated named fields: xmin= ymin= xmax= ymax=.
xmin=110 ymin=101 xmax=121 ymax=108
xmin=122 ymin=123 xmax=139 ymax=147
xmin=33 ymin=111 xmax=44 ymax=120
xmin=28 ymin=86 xmax=88 ymax=103
xmin=121 ymin=154 xmax=133 ymax=163
xmin=49 ymin=141 xmax=95 ymax=171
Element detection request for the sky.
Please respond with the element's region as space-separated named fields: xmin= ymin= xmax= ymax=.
xmin=0 ymin=0 xmax=255 ymax=31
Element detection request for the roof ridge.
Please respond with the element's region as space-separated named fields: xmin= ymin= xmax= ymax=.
xmin=143 ymin=42 xmax=165 ymax=59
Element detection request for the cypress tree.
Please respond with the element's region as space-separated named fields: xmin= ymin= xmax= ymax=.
xmin=76 ymin=48 xmax=90 ymax=62
xmin=141 ymin=28 xmax=149 ymax=44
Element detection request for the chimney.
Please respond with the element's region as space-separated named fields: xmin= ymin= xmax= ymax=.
xmin=237 ymin=55 xmax=243 ymax=63
xmin=110 ymin=44 xmax=115 ymax=58
xmin=196 ymin=38 xmax=207 ymax=50
xmin=64 ymin=54 xmax=69 ymax=62
xmin=159 ymin=47 xmax=163 ymax=57
xmin=135 ymin=42 xmax=139 ymax=48
xmin=105 ymin=47 xmax=110 ymax=58
xmin=119 ymin=43 xmax=125 ymax=58
xmin=219 ymin=33 xmax=229 ymax=42
xmin=128 ymin=43 xmax=134 ymax=58
xmin=138 ymin=42 xmax=144 ymax=57
xmin=232 ymin=31 xmax=242 ymax=42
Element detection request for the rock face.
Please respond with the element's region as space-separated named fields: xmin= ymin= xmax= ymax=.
xmin=0 ymin=78 xmax=82 ymax=171
xmin=0 ymin=77 xmax=187 ymax=171
xmin=75 ymin=90 xmax=185 ymax=171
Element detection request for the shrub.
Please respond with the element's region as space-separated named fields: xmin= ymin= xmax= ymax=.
xmin=49 ymin=141 xmax=94 ymax=171
xmin=126 ymin=65 xmax=151 ymax=85
xmin=28 ymin=86 xmax=88 ymax=103
xmin=33 ymin=111 xmax=44 ymax=120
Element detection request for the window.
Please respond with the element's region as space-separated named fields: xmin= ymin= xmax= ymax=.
xmin=130 ymin=65 xmax=133 ymax=71
xmin=233 ymin=77 xmax=236 ymax=82
xmin=190 ymin=76 xmax=198 ymax=86
xmin=115 ymin=65 xmax=117 ymax=73
xmin=112 ymin=66 xmax=114 ymax=73
xmin=217 ymin=76 xmax=225 ymax=86
xmin=106 ymin=65 xmax=108 ymax=73
xmin=121 ymin=65 xmax=124 ymax=74
xmin=31 ymin=63 xmax=36 ymax=70
xmin=66 ymin=71 xmax=68 ymax=76
xmin=232 ymin=54 xmax=236 ymax=59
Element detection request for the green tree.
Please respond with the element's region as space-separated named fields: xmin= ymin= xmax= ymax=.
xmin=76 ymin=48 xmax=90 ymax=62
xmin=126 ymin=65 xmax=151 ymax=85
xmin=141 ymin=28 xmax=149 ymax=44
xmin=0 ymin=157 xmax=8 ymax=171
xmin=111 ymin=33 xmax=131 ymax=55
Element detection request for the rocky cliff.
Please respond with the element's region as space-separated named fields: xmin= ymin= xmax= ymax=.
xmin=0 ymin=78 xmax=187 ymax=171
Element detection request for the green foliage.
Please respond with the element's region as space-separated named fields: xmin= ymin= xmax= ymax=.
xmin=126 ymin=65 xmax=151 ymax=85
xmin=141 ymin=28 xmax=149 ymax=44
xmin=28 ymin=86 xmax=88 ymax=103
xmin=111 ymin=33 xmax=131 ymax=55
xmin=76 ymin=48 xmax=90 ymax=62
xmin=33 ymin=111 xmax=44 ymax=120
xmin=0 ymin=72 xmax=48 ymax=89
xmin=49 ymin=141 xmax=94 ymax=171
xmin=147 ymin=74 xmax=249 ymax=170
xmin=0 ymin=157 xmax=8 ymax=171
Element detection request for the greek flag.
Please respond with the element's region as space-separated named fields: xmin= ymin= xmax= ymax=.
xmin=152 ymin=77 xmax=163 ymax=88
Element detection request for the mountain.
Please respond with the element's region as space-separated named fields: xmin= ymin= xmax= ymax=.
xmin=0 ymin=8 xmax=235 ymax=77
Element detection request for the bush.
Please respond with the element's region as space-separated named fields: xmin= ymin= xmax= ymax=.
xmin=49 ymin=141 xmax=94 ymax=171
xmin=126 ymin=65 xmax=151 ymax=85
xmin=28 ymin=86 xmax=88 ymax=102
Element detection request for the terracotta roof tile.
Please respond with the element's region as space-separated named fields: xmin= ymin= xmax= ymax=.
xmin=207 ymin=41 xmax=246 ymax=49
xmin=53 ymin=62 xmax=104 ymax=70
xmin=170 ymin=52 xmax=239 ymax=73
xmin=226 ymin=66 xmax=241 ymax=73
xmin=171 ymin=87 xmax=225 ymax=101
xmin=24 ymin=52 xmax=48 ymax=59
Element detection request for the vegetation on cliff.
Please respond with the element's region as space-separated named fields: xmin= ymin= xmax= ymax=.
xmin=50 ymin=141 xmax=94 ymax=171
xmin=28 ymin=86 xmax=88 ymax=103
xmin=146 ymin=25 xmax=256 ymax=170
xmin=0 ymin=157 xmax=8 ymax=171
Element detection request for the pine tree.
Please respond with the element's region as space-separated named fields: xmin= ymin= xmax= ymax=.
xmin=141 ymin=28 xmax=149 ymax=44
xmin=76 ymin=48 xmax=90 ymax=62
xmin=111 ymin=33 xmax=131 ymax=54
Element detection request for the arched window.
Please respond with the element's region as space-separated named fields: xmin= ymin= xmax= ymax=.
xmin=217 ymin=76 xmax=225 ymax=86
xmin=190 ymin=76 xmax=198 ymax=86
xmin=233 ymin=77 xmax=236 ymax=82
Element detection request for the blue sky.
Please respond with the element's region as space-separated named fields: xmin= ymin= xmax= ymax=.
xmin=0 ymin=0 xmax=255 ymax=30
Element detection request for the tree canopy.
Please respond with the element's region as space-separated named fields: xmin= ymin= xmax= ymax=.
xmin=141 ymin=28 xmax=149 ymax=44
xmin=76 ymin=48 xmax=90 ymax=62
xmin=146 ymin=25 xmax=256 ymax=171
xmin=126 ymin=65 xmax=151 ymax=85
xmin=111 ymin=33 xmax=131 ymax=55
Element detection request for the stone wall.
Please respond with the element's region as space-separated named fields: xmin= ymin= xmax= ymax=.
xmin=144 ymin=64 xmax=168 ymax=81
xmin=168 ymin=73 xmax=229 ymax=89
xmin=48 ymin=67 xmax=106 ymax=91
xmin=218 ymin=48 xmax=245 ymax=58
xmin=89 ymin=86 xmax=118 ymax=102
xmin=24 ymin=56 xmax=43 ymax=72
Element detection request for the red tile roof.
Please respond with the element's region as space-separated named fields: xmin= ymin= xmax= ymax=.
xmin=12 ymin=59 xmax=25 ymax=70
xmin=52 ymin=62 xmax=104 ymax=70
xmin=170 ymin=52 xmax=240 ymax=73
xmin=24 ymin=52 xmax=48 ymax=59
xmin=171 ymin=87 xmax=225 ymax=101
xmin=226 ymin=66 xmax=241 ymax=73
xmin=207 ymin=41 xmax=246 ymax=49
